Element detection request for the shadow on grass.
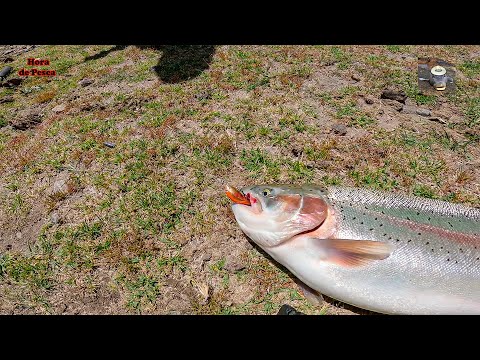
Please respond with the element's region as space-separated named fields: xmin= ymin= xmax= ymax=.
xmin=84 ymin=45 xmax=128 ymax=61
xmin=84 ymin=45 xmax=216 ymax=84
xmin=246 ymin=237 xmax=379 ymax=315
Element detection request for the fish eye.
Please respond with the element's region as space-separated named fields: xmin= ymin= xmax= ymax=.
xmin=262 ymin=188 xmax=272 ymax=197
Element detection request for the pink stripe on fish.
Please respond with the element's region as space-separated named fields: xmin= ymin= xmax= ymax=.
xmin=367 ymin=210 xmax=480 ymax=246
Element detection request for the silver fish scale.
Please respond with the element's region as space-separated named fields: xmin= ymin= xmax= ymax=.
xmin=313 ymin=186 xmax=480 ymax=313
xmin=332 ymin=203 xmax=478 ymax=272
xmin=327 ymin=186 xmax=480 ymax=221
xmin=327 ymin=186 xmax=480 ymax=236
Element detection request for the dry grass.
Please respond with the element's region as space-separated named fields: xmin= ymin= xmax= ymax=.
xmin=35 ymin=90 xmax=57 ymax=104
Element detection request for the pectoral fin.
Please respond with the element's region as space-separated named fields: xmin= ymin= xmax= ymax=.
xmin=309 ymin=238 xmax=395 ymax=267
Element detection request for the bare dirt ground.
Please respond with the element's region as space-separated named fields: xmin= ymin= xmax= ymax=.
xmin=0 ymin=45 xmax=479 ymax=315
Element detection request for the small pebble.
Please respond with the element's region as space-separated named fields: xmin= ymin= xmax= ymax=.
xmin=0 ymin=96 xmax=14 ymax=104
xmin=7 ymin=78 xmax=22 ymax=86
xmin=332 ymin=124 xmax=347 ymax=136
xmin=401 ymin=105 xmax=418 ymax=115
xmin=428 ymin=117 xmax=447 ymax=124
xmin=291 ymin=148 xmax=302 ymax=157
xmin=224 ymin=256 xmax=246 ymax=272
xmin=104 ymin=142 xmax=115 ymax=148
xmin=382 ymin=99 xmax=403 ymax=111
xmin=351 ymin=74 xmax=362 ymax=82
xmin=50 ymin=212 xmax=60 ymax=224
xmin=52 ymin=104 xmax=66 ymax=113
xmin=0 ymin=66 xmax=13 ymax=80
xmin=381 ymin=89 xmax=407 ymax=104
xmin=416 ymin=108 xmax=432 ymax=117
xmin=78 ymin=78 xmax=94 ymax=87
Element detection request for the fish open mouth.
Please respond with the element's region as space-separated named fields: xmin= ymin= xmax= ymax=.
xmin=225 ymin=185 xmax=251 ymax=206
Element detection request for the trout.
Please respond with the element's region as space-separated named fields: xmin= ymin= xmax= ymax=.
xmin=225 ymin=184 xmax=480 ymax=314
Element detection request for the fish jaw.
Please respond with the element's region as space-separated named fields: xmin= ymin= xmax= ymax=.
xmin=225 ymin=185 xmax=252 ymax=206
xmin=231 ymin=202 xmax=289 ymax=248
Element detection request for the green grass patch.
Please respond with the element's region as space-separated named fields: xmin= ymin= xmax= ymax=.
xmin=413 ymin=184 xmax=438 ymax=199
xmin=350 ymin=165 xmax=399 ymax=191
xmin=465 ymin=97 xmax=480 ymax=127
xmin=459 ymin=60 xmax=480 ymax=78
xmin=0 ymin=254 xmax=53 ymax=290
xmin=279 ymin=113 xmax=306 ymax=132
xmin=350 ymin=114 xmax=376 ymax=128
xmin=385 ymin=45 xmax=402 ymax=52
xmin=336 ymin=103 xmax=357 ymax=118
xmin=157 ymin=254 xmax=188 ymax=272
xmin=240 ymin=149 xmax=280 ymax=181
xmin=117 ymin=273 xmax=160 ymax=312
xmin=330 ymin=47 xmax=351 ymax=69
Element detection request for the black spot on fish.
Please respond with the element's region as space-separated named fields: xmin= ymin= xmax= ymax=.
xmin=428 ymin=217 xmax=431 ymax=221
xmin=431 ymin=249 xmax=434 ymax=252
xmin=407 ymin=217 xmax=410 ymax=221
xmin=369 ymin=228 xmax=374 ymax=231
xmin=460 ymin=248 xmax=463 ymax=252
xmin=374 ymin=217 xmax=377 ymax=220
xmin=455 ymin=260 xmax=458 ymax=264
xmin=383 ymin=233 xmax=387 ymax=237
xmin=440 ymin=246 xmax=443 ymax=250
xmin=360 ymin=221 xmax=364 ymax=225
xmin=352 ymin=217 xmax=356 ymax=220
xmin=416 ymin=212 xmax=420 ymax=215
xmin=426 ymin=242 xmax=430 ymax=245
xmin=408 ymin=239 xmax=412 ymax=243
xmin=396 ymin=239 xmax=400 ymax=242
xmin=380 ymin=224 xmax=383 ymax=227
xmin=418 ymin=233 xmax=422 ymax=236
xmin=477 ymin=258 xmax=479 ymax=261
xmin=447 ymin=258 xmax=450 ymax=261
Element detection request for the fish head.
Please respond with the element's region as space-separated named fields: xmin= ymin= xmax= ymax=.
xmin=225 ymin=184 xmax=329 ymax=248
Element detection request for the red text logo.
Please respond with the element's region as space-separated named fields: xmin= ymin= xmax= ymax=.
xmin=18 ymin=58 xmax=56 ymax=77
